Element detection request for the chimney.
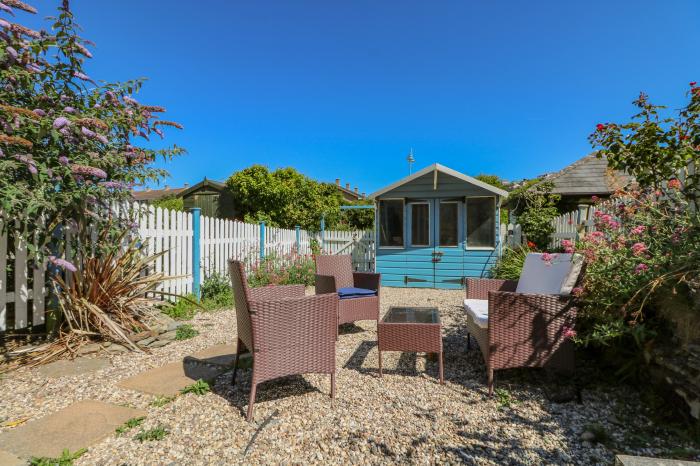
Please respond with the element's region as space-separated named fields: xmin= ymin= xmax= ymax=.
xmin=354 ymin=186 xmax=358 ymax=195
xmin=345 ymin=182 xmax=350 ymax=190
xmin=361 ymin=192 xmax=366 ymax=198
xmin=183 ymin=183 xmax=190 ymax=188
xmin=335 ymin=178 xmax=340 ymax=186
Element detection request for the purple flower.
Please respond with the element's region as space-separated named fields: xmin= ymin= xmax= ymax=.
xmin=0 ymin=3 xmax=14 ymax=15
xmin=71 ymin=164 xmax=107 ymax=179
xmin=81 ymin=126 xmax=95 ymax=138
xmin=63 ymin=106 xmax=75 ymax=114
xmin=72 ymin=71 xmax=94 ymax=83
xmin=26 ymin=63 xmax=41 ymax=73
xmin=32 ymin=108 xmax=46 ymax=117
xmin=74 ymin=43 xmax=92 ymax=58
xmin=99 ymin=181 xmax=126 ymax=189
xmin=0 ymin=18 xmax=10 ymax=28
xmin=5 ymin=46 xmax=17 ymax=60
xmin=634 ymin=263 xmax=649 ymax=274
xmin=53 ymin=117 xmax=70 ymax=129
xmin=95 ymin=133 xmax=108 ymax=144
xmin=14 ymin=154 xmax=37 ymax=175
xmin=58 ymin=156 xmax=69 ymax=165
xmin=138 ymin=130 xmax=149 ymax=141
xmin=48 ymin=256 xmax=77 ymax=273
xmin=124 ymin=95 xmax=139 ymax=106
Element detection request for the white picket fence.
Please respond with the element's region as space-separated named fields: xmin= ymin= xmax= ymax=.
xmin=1 ymin=204 xmax=374 ymax=331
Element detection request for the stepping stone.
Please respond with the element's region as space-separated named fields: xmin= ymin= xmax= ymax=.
xmin=616 ymin=455 xmax=700 ymax=465
xmin=0 ymin=400 xmax=145 ymax=460
xmin=0 ymin=449 xmax=23 ymax=466
xmin=37 ymin=357 xmax=109 ymax=378
xmin=118 ymin=344 xmax=237 ymax=396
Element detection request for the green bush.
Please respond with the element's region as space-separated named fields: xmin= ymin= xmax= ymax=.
xmin=201 ymin=273 xmax=233 ymax=308
xmin=151 ymin=195 xmax=184 ymax=212
xmin=491 ymin=246 xmax=532 ymax=279
xmin=175 ymin=324 xmax=199 ymax=340
xmin=248 ymin=252 xmax=315 ymax=287
xmin=161 ymin=294 xmax=199 ymax=320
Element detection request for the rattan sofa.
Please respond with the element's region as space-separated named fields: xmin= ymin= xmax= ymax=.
xmin=229 ymin=260 xmax=339 ymax=421
xmin=464 ymin=253 xmax=583 ymax=395
xmin=314 ymin=255 xmax=380 ymax=332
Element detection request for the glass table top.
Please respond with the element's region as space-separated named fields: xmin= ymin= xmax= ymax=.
xmin=383 ymin=306 xmax=440 ymax=324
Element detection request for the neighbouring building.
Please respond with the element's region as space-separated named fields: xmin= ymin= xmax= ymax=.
xmin=179 ymin=178 xmax=236 ymax=219
xmin=132 ymin=185 xmax=187 ymax=203
xmin=369 ymin=163 xmax=508 ymax=289
xmin=334 ymin=178 xmax=366 ymax=201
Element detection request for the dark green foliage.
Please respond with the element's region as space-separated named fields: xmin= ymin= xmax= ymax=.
xmin=491 ymin=246 xmax=532 ymax=279
xmin=151 ymin=195 xmax=184 ymax=212
xmin=180 ymin=379 xmax=210 ymax=395
xmin=200 ymin=273 xmax=233 ymax=308
xmin=175 ymin=324 xmax=199 ymax=340
xmin=508 ymin=181 xmax=560 ymax=249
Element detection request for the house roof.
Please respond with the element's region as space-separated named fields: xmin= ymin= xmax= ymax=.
xmin=544 ymin=152 xmax=634 ymax=196
xmin=369 ymin=163 xmax=509 ymax=199
xmin=178 ymin=178 xmax=227 ymax=198
xmin=132 ymin=186 xmax=186 ymax=201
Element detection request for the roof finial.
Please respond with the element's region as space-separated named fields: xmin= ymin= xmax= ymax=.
xmin=406 ymin=148 xmax=415 ymax=175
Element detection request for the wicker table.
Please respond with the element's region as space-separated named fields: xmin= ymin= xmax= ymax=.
xmin=377 ymin=306 xmax=444 ymax=384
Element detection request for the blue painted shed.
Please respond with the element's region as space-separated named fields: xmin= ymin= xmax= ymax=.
xmin=369 ymin=163 xmax=508 ymax=289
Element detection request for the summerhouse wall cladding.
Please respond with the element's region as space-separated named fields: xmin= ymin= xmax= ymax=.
xmin=370 ymin=164 xmax=507 ymax=289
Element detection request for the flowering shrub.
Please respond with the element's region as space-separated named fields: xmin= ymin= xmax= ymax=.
xmin=247 ymin=251 xmax=316 ymax=287
xmin=573 ymin=188 xmax=700 ymax=346
xmin=0 ymin=1 xmax=183 ymax=266
xmin=508 ymin=180 xmax=560 ymax=249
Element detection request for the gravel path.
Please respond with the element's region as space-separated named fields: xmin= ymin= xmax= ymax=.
xmin=0 ymin=288 xmax=694 ymax=465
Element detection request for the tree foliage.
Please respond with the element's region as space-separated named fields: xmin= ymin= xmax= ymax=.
xmin=152 ymin=195 xmax=184 ymax=212
xmin=226 ymin=165 xmax=371 ymax=230
xmin=590 ymin=84 xmax=700 ymax=204
xmin=509 ymin=180 xmax=560 ymax=249
xmin=0 ymin=1 xmax=183 ymax=265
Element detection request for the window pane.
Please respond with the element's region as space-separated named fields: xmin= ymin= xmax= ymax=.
xmin=439 ymin=203 xmax=458 ymax=246
xmin=379 ymin=200 xmax=404 ymax=247
xmin=467 ymin=198 xmax=495 ymax=248
xmin=411 ymin=204 xmax=429 ymax=246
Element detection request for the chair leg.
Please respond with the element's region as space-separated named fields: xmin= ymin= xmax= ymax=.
xmin=438 ymin=351 xmax=444 ymax=385
xmin=487 ymin=368 xmax=494 ymax=396
xmin=330 ymin=373 xmax=336 ymax=401
xmin=231 ymin=338 xmax=244 ymax=385
xmin=378 ymin=349 xmax=382 ymax=377
xmin=246 ymin=383 xmax=257 ymax=422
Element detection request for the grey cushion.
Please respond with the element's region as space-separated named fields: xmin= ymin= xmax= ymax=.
xmin=516 ymin=253 xmax=581 ymax=296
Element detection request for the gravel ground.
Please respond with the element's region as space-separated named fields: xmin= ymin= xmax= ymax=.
xmin=0 ymin=288 xmax=696 ymax=465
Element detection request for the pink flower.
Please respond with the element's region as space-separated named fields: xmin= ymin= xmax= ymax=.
xmin=541 ymin=252 xmax=557 ymax=265
xmin=49 ymin=256 xmax=77 ymax=273
xmin=563 ymin=326 xmax=577 ymax=339
xmin=668 ymin=179 xmax=681 ymax=190
xmin=561 ymin=239 xmax=575 ymax=254
xmin=634 ymin=263 xmax=649 ymax=274
xmin=592 ymin=195 xmax=600 ymax=202
xmin=571 ymin=287 xmax=584 ymax=297
xmin=631 ymin=242 xmax=648 ymax=256
xmin=630 ymin=225 xmax=646 ymax=235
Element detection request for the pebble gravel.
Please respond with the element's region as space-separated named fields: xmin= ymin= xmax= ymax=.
xmin=0 ymin=288 xmax=694 ymax=465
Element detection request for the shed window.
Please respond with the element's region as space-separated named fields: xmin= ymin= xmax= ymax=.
xmin=379 ymin=200 xmax=404 ymax=247
xmin=410 ymin=203 xmax=430 ymax=246
xmin=439 ymin=202 xmax=459 ymax=246
xmin=466 ymin=197 xmax=496 ymax=248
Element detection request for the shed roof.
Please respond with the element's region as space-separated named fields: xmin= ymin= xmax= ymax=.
xmin=544 ymin=153 xmax=633 ymax=196
xmin=178 ymin=178 xmax=227 ymax=197
xmin=369 ymin=163 xmax=509 ymax=199
xmin=132 ymin=186 xmax=186 ymax=201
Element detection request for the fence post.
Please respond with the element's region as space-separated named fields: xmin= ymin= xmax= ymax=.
xmin=190 ymin=207 xmax=201 ymax=301
xmin=295 ymin=225 xmax=300 ymax=252
xmin=320 ymin=215 xmax=325 ymax=251
xmin=259 ymin=221 xmax=266 ymax=261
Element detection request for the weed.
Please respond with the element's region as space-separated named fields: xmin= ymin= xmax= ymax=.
xmin=30 ymin=448 xmax=87 ymax=466
xmin=134 ymin=425 xmax=169 ymax=442
xmin=150 ymin=395 xmax=176 ymax=407
xmin=175 ymin=324 xmax=199 ymax=341
xmin=161 ymin=294 xmax=199 ymax=320
xmin=180 ymin=379 xmax=210 ymax=396
xmin=494 ymin=388 xmax=518 ymax=409
xmin=115 ymin=416 xmax=145 ymax=436
xmin=583 ymin=423 xmax=612 ymax=446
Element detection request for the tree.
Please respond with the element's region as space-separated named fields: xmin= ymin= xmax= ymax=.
xmin=226 ymin=165 xmax=344 ymax=230
xmin=589 ymin=84 xmax=700 ymax=204
xmin=509 ymin=180 xmax=560 ymax=249
xmin=475 ymin=173 xmax=509 ymax=192
xmin=0 ymin=1 xmax=183 ymax=267
xmin=152 ymin=195 xmax=184 ymax=212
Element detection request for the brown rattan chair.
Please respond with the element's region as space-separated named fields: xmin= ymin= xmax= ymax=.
xmin=464 ymin=253 xmax=583 ymax=395
xmin=228 ymin=260 xmax=339 ymax=422
xmin=314 ymin=255 xmax=380 ymax=332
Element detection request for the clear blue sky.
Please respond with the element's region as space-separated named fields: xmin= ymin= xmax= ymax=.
xmin=23 ymin=0 xmax=700 ymax=193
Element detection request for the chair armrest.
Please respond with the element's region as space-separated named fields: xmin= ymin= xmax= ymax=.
xmin=353 ymin=272 xmax=381 ymax=292
xmin=487 ymin=291 xmax=577 ymax=370
xmin=249 ymin=293 xmax=339 ymax=351
xmin=315 ymin=274 xmax=337 ymax=295
xmin=465 ymin=278 xmax=517 ymax=299
xmin=249 ymin=284 xmax=305 ymax=301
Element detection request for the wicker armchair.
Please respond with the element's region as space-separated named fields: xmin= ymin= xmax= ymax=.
xmin=464 ymin=253 xmax=583 ymax=395
xmin=314 ymin=255 xmax=380 ymax=331
xmin=229 ymin=260 xmax=339 ymax=422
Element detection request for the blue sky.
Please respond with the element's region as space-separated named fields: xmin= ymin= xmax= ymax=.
xmin=22 ymin=0 xmax=700 ymax=193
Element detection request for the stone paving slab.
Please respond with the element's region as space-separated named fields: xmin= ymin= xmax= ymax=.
xmin=117 ymin=344 xmax=238 ymax=396
xmin=0 ymin=400 xmax=145 ymax=460
xmin=0 ymin=449 xmax=23 ymax=466
xmin=616 ymin=455 xmax=700 ymax=465
xmin=36 ymin=357 xmax=109 ymax=378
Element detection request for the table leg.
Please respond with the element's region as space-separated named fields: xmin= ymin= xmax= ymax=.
xmin=439 ymin=351 xmax=444 ymax=384
xmin=378 ymin=349 xmax=382 ymax=377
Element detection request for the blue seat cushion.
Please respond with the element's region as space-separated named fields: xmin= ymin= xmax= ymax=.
xmin=337 ymin=287 xmax=377 ymax=299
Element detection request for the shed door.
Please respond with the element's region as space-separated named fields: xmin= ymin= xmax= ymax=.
xmin=405 ymin=201 xmax=434 ymax=287
xmin=433 ymin=200 xmax=464 ymax=289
